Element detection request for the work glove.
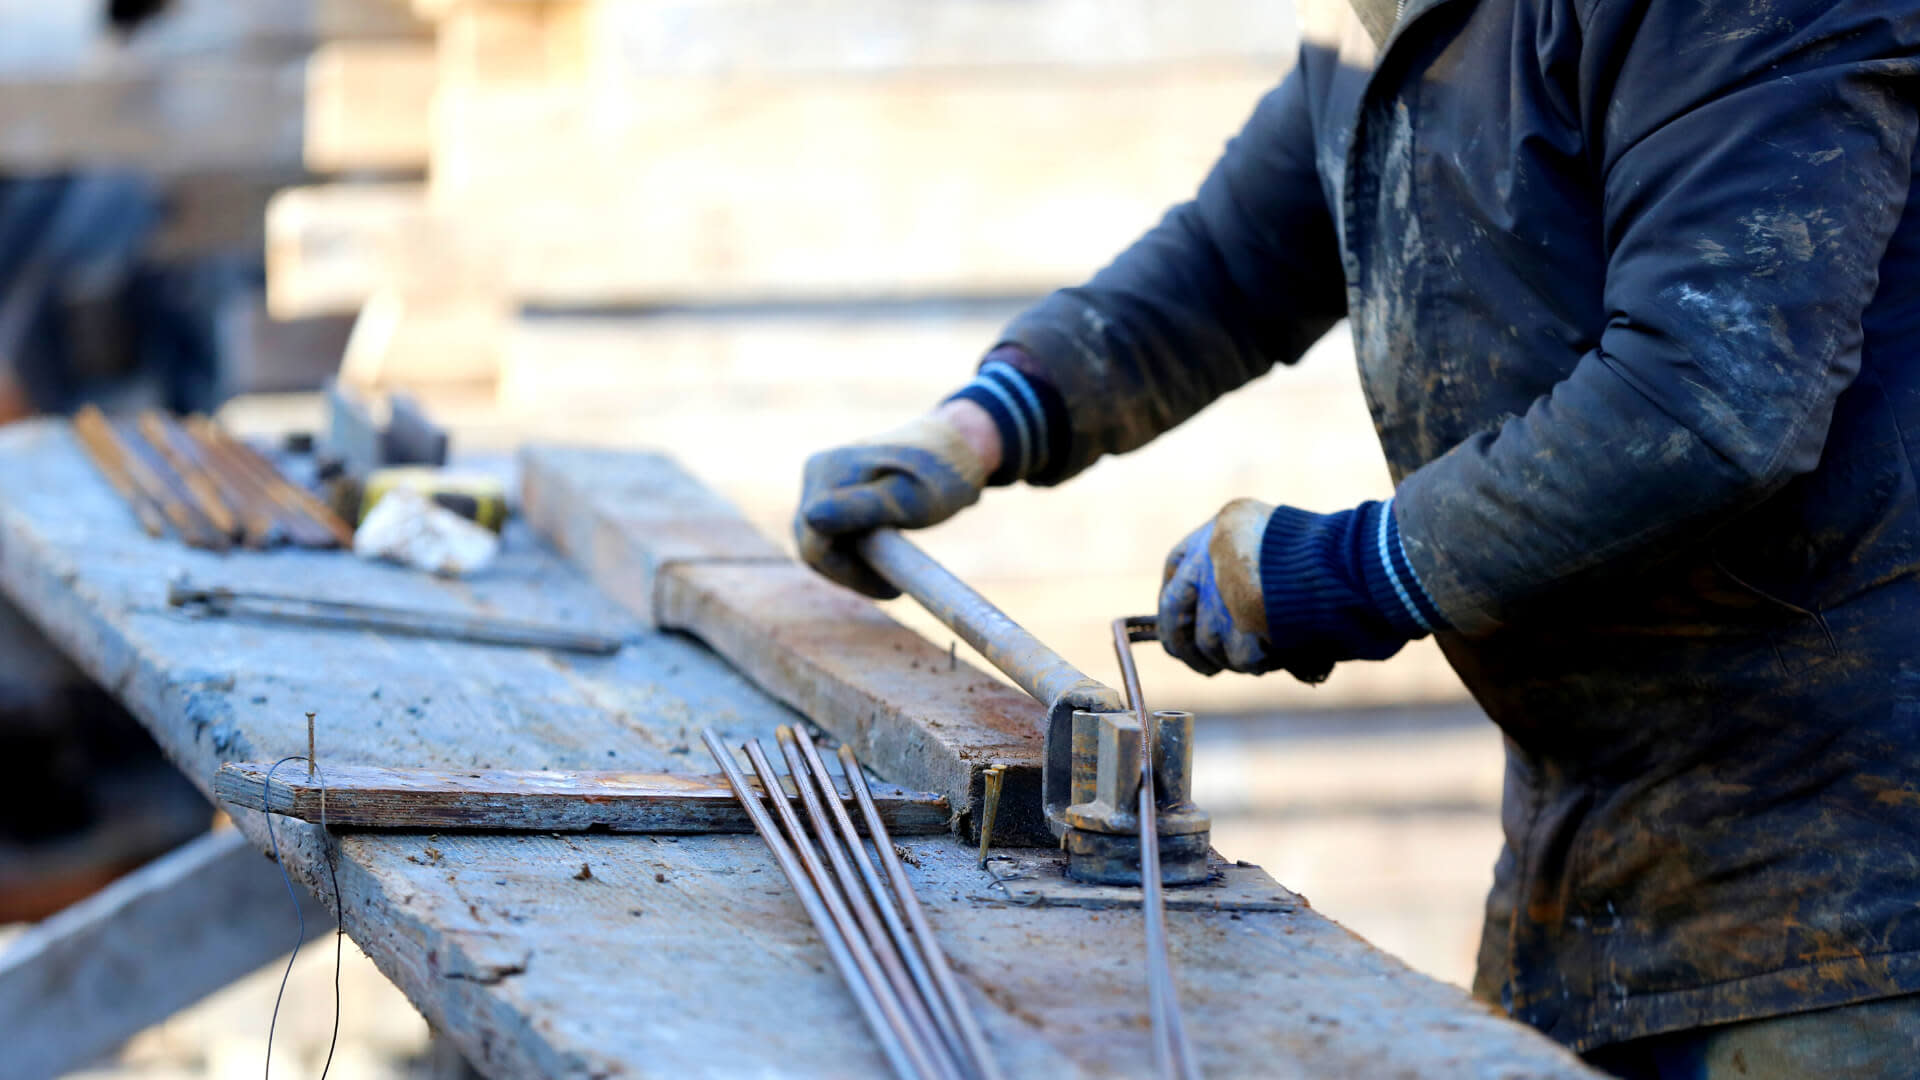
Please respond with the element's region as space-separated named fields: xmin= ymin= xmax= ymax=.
xmin=795 ymin=413 xmax=990 ymax=598
xmin=1158 ymin=497 xmax=1446 ymax=682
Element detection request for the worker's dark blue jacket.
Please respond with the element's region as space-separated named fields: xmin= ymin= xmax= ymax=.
xmin=993 ymin=0 xmax=1920 ymax=1053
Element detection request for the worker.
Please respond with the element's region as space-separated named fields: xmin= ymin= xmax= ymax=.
xmin=795 ymin=1 xmax=1920 ymax=1076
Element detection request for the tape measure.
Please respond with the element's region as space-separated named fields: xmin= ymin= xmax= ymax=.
xmin=361 ymin=467 xmax=509 ymax=532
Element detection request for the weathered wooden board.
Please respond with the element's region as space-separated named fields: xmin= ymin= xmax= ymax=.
xmin=334 ymin=291 xmax=515 ymax=392
xmin=518 ymin=445 xmax=1051 ymax=843
xmin=514 ymin=444 xmax=786 ymax=624
xmin=305 ymin=41 xmax=437 ymax=172
xmin=586 ymin=0 xmax=1299 ymax=77
xmin=0 ymin=828 xmax=333 ymax=1080
xmin=303 ymin=0 xmax=1293 ymax=172
xmin=0 ymin=61 xmax=304 ymax=173
xmin=215 ymin=760 xmax=953 ymax=835
xmin=266 ymin=187 xmax=523 ymax=321
xmin=0 ymin=0 xmax=423 ymax=78
xmin=437 ymin=0 xmax=590 ymax=85
xmin=265 ymin=68 xmax=1276 ymax=311
xmin=0 ymin=420 xmax=1596 ymax=1078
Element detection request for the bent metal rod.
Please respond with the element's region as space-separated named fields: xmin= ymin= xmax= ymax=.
xmin=1113 ymin=616 xmax=1202 ymax=1080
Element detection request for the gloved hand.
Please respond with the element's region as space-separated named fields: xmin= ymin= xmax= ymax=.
xmin=795 ymin=411 xmax=992 ymax=598
xmin=1158 ymin=497 xmax=1445 ymax=681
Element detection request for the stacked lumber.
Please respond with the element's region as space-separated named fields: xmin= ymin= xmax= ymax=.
xmin=0 ymin=0 xmax=428 ymax=395
xmin=267 ymin=0 xmax=1299 ymax=387
xmin=0 ymin=0 xmax=425 ymax=175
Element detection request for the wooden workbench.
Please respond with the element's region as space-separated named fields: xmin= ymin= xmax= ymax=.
xmin=0 ymin=419 xmax=1594 ymax=1078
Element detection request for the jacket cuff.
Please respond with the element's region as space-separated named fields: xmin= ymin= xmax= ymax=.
xmin=1255 ymin=499 xmax=1445 ymax=644
xmin=943 ymin=347 xmax=1069 ymax=486
xmin=1354 ymin=498 xmax=1449 ymax=637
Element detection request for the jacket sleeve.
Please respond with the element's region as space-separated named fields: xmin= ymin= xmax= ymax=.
xmin=995 ymin=64 xmax=1350 ymax=485
xmin=1395 ymin=0 xmax=1919 ymax=634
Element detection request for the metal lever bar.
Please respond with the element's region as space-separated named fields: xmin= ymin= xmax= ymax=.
xmin=856 ymin=529 xmax=1123 ymax=831
xmin=1113 ymin=615 xmax=1201 ymax=1080
xmin=857 ymin=528 xmax=1102 ymax=709
xmin=167 ymin=578 xmax=623 ymax=655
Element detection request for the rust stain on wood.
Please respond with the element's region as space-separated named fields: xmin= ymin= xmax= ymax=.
xmin=215 ymin=761 xmax=950 ymax=835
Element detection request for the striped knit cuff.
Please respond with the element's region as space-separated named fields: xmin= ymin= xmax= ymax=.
xmin=1355 ymin=498 xmax=1448 ymax=637
xmin=944 ymin=353 xmax=1065 ymax=486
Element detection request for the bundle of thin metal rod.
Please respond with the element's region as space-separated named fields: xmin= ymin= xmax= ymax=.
xmin=701 ymin=726 xmax=1002 ymax=1080
xmin=71 ymin=404 xmax=355 ymax=551
xmin=1113 ymin=616 xmax=1201 ymax=1080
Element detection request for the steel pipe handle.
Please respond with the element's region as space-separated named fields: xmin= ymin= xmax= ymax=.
xmin=856 ymin=528 xmax=1123 ymax=835
xmin=855 ymin=528 xmax=1117 ymax=713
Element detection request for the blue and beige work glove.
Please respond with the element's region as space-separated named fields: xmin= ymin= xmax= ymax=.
xmin=796 ymin=413 xmax=991 ymax=598
xmin=1159 ymin=497 xmax=1447 ymax=682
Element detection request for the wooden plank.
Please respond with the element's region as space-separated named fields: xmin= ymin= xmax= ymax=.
xmin=150 ymin=170 xmax=307 ymax=260
xmin=338 ymin=290 xmax=510 ymax=391
xmin=0 ymin=61 xmax=303 ymax=173
xmin=297 ymin=1 xmax=1294 ymax=173
xmin=587 ymin=0 xmax=1299 ymax=77
xmin=215 ymin=761 xmax=953 ymax=835
xmin=305 ymin=42 xmax=436 ymax=172
xmin=0 ymin=828 xmax=333 ymax=1080
xmin=520 ymin=444 xmax=1054 ymax=844
xmin=265 ymin=69 xmax=1274 ymax=310
xmin=0 ymin=421 xmax=1598 ymax=1079
xmin=438 ymin=0 xmax=590 ymax=85
xmin=430 ymin=71 xmax=1274 ymax=296
xmin=266 ymin=184 xmax=442 ymax=318
xmin=516 ymin=444 xmax=785 ymax=625
xmin=0 ymin=0 xmax=423 ymax=78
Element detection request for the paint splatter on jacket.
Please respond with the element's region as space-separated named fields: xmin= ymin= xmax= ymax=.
xmin=993 ymin=0 xmax=1920 ymax=1052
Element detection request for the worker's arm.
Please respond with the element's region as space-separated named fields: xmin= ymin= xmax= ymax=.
xmin=796 ymin=65 xmax=1342 ymax=593
xmin=1397 ymin=0 xmax=1916 ymax=635
xmin=1161 ymin=0 xmax=1918 ymax=675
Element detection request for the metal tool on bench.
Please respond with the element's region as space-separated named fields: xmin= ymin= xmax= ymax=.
xmin=856 ymin=529 xmax=1205 ymax=1079
xmin=167 ymin=575 xmax=623 ymax=655
xmin=854 ymin=529 xmax=1212 ymax=886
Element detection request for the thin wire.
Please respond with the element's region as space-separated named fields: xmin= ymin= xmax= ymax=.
xmin=263 ymin=755 xmax=344 ymax=1080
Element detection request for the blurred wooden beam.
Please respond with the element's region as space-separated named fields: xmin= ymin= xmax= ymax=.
xmin=305 ymin=41 xmax=436 ymax=172
xmin=0 ymin=60 xmax=304 ymax=174
xmin=585 ymin=0 xmax=1298 ymax=77
xmin=266 ymin=69 xmax=1272 ymax=312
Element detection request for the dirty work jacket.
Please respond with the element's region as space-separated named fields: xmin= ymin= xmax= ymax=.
xmin=992 ymin=0 xmax=1920 ymax=1053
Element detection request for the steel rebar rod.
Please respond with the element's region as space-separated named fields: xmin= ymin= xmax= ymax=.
xmin=776 ymin=729 xmax=964 ymax=1080
xmin=741 ymin=739 xmax=942 ymax=1080
xmin=789 ymin=727 xmax=971 ymax=1076
xmin=700 ymin=730 xmax=922 ymax=1080
xmin=166 ymin=579 xmax=623 ymax=655
xmin=1113 ymin=617 xmax=1201 ymax=1080
xmin=838 ymin=745 xmax=1006 ymax=1080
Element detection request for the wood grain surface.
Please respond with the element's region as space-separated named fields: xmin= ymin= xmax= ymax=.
xmin=215 ymin=761 xmax=952 ymax=836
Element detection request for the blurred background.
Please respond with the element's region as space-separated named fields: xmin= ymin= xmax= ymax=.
xmin=0 ymin=0 xmax=1501 ymax=1075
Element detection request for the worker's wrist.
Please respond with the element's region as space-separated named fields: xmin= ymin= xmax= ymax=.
xmin=931 ymin=399 xmax=1003 ymax=480
xmin=1340 ymin=498 xmax=1448 ymax=638
xmin=943 ymin=348 xmax=1069 ymax=486
xmin=1257 ymin=498 xmax=1448 ymax=648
